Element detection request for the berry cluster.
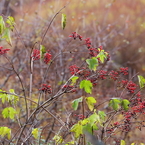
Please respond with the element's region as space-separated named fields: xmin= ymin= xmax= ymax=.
xmin=127 ymin=81 xmax=137 ymax=94
xmin=109 ymin=70 xmax=119 ymax=80
xmin=69 ymin=32 xmax=82 ymax=41
xmin=74 ymin=114 xmax=86 ymax=120
xmin=32 ymin=49 xmax=52 ymax=64
xmin=32 ymin=49 xmax=40 ymax=60
xmin=43 ymin=52 xmax=52 ymax=64
xmin=120 ymin=67 xmax=128 ymax=75
xmin=62 ymin=85 xmax=76 ymax=93
xmin=69 ymin=65 xmax=80 ymax=75
xmin=98 ymin=70 xmax=108 ymax=80
xmin=84 ymin=38 xmax=92 ymax=48
xmin=89 ymin=48 xmax=99 ymax=57
xmin=39 ymin=84 xmax=52 ymax=94
xmin=0 ymin=46 xmax=10 ymax=55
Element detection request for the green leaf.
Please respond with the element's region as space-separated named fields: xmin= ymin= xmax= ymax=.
xmin=138 ymin=75 xmax=145 ymax=89
xmin=72 ymin=97 xmax=83 ymax=110
xmin=70 ymin=121 xmax=83 ymax=138
xmin=86 ymin=57 xmax=98 ymax=71
xmin=92 ymin=124 xmax=99 ymax=130
xmin=83 ymin=123 xmax=93 ymax=134
xmin=0 ymin=90 xmax=7 ymax=103
xmin=2 ymin=107 xmax=17 ymax=120
xmin=61 ymin=14 xmax=66 ymax=29
xmin=2 ymin=28 xmax=12 ymax=46
xmin=32 ymin=128 xmax=39 ymax=139
xmin=121 ymin=99 xmax=130 ymax=111
xmin=0 ymin=126 xmax=11 ymax=139
xmin=80 ymin=80 xmax=93 ymax=94
xmin=97 ymin=50 xmax=107 ymax=63
xmin=82 ymin=118 xmax=89 ymax=125
xmin=86 ymin=97 xmax=96 ymax=111
xmin=120 ymin=140 xmax=126 ymax=145
xmin=98 ymin=111 xmax=106 ymax=121
xmin=0 ymin=16 xmax=5 ymax=35
xmin=88 ymin=113 xmax=100 ymax=126
xmin=109 ymin=98 xmax=121 ymax=111
xmin=40 ymin=45 xmax=46 ymax=59
xmin=8 ymin=89 xmax=19 ymax=105
xmin=53 ymin=135 xmax=63 ymax=144
xmin=0 ymin=89 xmax=19 ymax=104
xmin=6 ymin=16 xmax=15 ymax=31
xmin=71 ymin=76 xmax=79 ymax=85
xmin=131 ymin=143 xmax=135 ymax=145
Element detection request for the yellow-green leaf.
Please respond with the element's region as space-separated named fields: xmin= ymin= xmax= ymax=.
xmin=121 ymin=99 xmax=130 ymax=111
xmin=120 ymin=140 xmax=126 ymax=145
xmin=2 ymin=107 xmax=17 ymax=120
xmin=0 ymin=16 xmax=6 ymax=35
xmin=72 ymin=97 xmax=83 ymax=110
xmin=71 ymin=76 xmax=79 ymax=85
xmin=6 ymin=16 xmax=15 ymax=31
xmin=2 ymin=28 xmax=12 ymax=46
xmin=86 ymin=97 xmax=96 ymax=111
xmin=53 ymin=135 xmax=63 ymax=144
xmin=138 ymin=75 xmax=145 ymax=89
xmin=70 ymin=121 xmax=83 ymax=138
xmin=109 ymin=98 xmax=121 ymax=111
xmin=97 ymin=50 xmax=107 ymax=63
xmin=61 ymin=14 xmax=66 ymax=29
xmin=80 ymin=80 xmax=93 ymax=94
xmin=86 ymin=57 xmax=98 ymax=71
xmin=0 ymin=126 xmax=11 ymax=139
xmin=40 ymin=45 xmax=46 ymax=59
xmin=32 ymin=128 xmax=39 ymax=139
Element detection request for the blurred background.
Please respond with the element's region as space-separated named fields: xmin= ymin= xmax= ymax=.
xmin=0 ymin=0 xmax=145 ymax=144
xmin=1 ymin=0 xmax=145 ymax=75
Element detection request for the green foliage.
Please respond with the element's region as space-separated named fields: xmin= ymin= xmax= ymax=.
xmin=82 ymin=122 xmax=93 ymax=134
xmin=71 ymin=76 xmax=79 ymax=85
xmin=0 ymin=16 xmax=6 ymax=35
xmin=120 ymin=140 xmax=126 ymax=145
xmin=71 ymin=111 xmax=104 ymax=139
xmin=2 ymin=107 xmax=17 ymax=120
xmin=138 ymin=75 xmax=145 ymax=88
xmin=80 ymin=80 xmax=93 ymax=94
xmin=0 ymin=126 xmax=11 ymax=139
xmin=86 ymin=57 xmax=98 ymax=71
xmin=40 ymin=45 xmax=46 ymax=59
xmin=53 ymin=135 xmax=63 ymax=144
xmin=32 ymin=128 xmax=39 ymax=139
xmin=109 ymin=98 xmax=121 ymax=111
xmin=70 ymin=121 xmax=83 ymax=138
xmin=72 ymin=96 xmax=83 ymax=110
xmin=121 ymin=99 xmax=130 ymax=111
xmin=88 ymin=112 xmax=101 ymax=126
xmin=0 ymin=90 xmax=7 ymax=103
xmin=6 ymin=16 xmax=15 ymax=31
xmin=0 ymin=89 xmax=19 ymax=105
xmin=98 ymin=111 xmax=106 ymax=122
xmin=2 ymin=28 xmax=12 ymax=46
xmin=97 ymin=49 xmax=108 ymax=63
xmin=61 ymin=14 xmax=66 ymax=29
xmin=65 ymin=141 xmax=75 ymax=145
xmin=85 ymin=97 xmax=97 ymax=111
